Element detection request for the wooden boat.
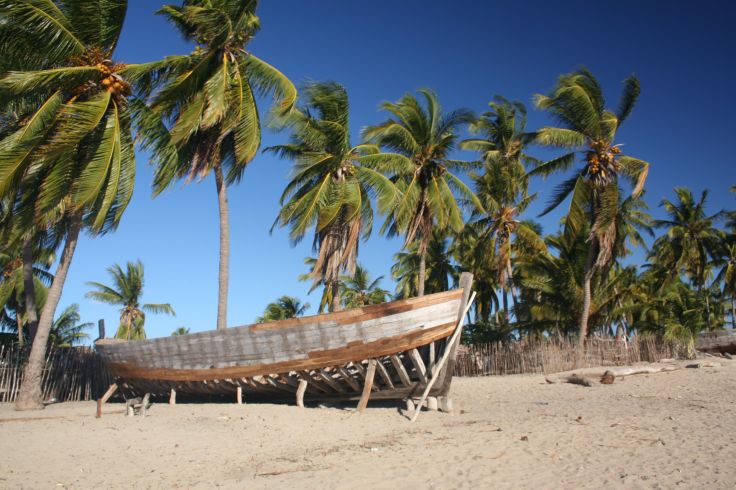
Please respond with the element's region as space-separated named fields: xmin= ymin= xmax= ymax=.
xmin=95 ymin=274 xmax=473 ymax=405
xmin=696 ymin=330 xmax=736 ymax=354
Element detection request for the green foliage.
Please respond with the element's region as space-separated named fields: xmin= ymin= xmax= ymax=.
xmin=171 ymin=326 xmax=190 ymax=336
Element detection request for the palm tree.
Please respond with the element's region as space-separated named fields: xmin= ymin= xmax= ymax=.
xmin=49 ymin=304 xmax=91 ymax=348
xmin=392 ymin=232 xmax=459 ymax=300
xmin=1 ymin=0 xmax=142 ymax=409
xmin=529 ymin=69 xmax=650 ymax=343
xmin=461 ymin=98 xmax=544 ymax=322
xmin=363 ymin=89 xmax=481 ymax=296
xmin=340 ymin=264 xmax=389 ymax=309
xmin=86 ymin=261 xmax=175 ymax=340
xmin=256 ymin=295 xmax=309 ymax=323
xmin=135 ymin=0 xmax=296 ymax=331
xmin=516 ymin=232 xmax=633 ymax=339
xmin=714 ymin=243 xmax=736 ymax=328
xmin=268 ymin=82 xmax=402 ymax=311
xmin=0 ymin=234 xmax=53 ymax=345
xmin=171 ymin=326 xmax=190 ymax=336
xmin=651 ymin=188 xmax=725 ymax=328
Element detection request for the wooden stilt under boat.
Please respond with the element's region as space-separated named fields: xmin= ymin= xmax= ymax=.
xmin=95 ymin=274 xmax=474 ymax=403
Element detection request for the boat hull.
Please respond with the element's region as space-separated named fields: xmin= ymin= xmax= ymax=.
xmin=96 ymin=274 xmax=473 ymax=402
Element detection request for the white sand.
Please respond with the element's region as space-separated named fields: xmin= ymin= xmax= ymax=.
xmin=1 ymin=360 xmax=734 ymax=489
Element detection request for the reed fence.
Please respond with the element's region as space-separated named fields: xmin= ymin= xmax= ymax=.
xmin=454 ymin=336 xmax=674 ymax=377
xmin=0 ymin=345 xmax=112 ymax=403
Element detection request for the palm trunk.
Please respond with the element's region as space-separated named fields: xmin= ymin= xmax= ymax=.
xmin=506 ymin=261 xmax=519 ymax=321
xmin=16 ymin=313 xmax=24 ymax=347
xmin=502 ymin=288 xmax=508 ymax=322
xmin=731 ymin=297 xmax=735 ymax=329
xmin=16 ymin=213 xmax=82 ymax=411
xmin=331 ymin=279 xmax=341 ymax=312
xmin=417 ymin=242 xmax=427 ymax=297
xmin=22 ymin=238 xmax=39 ymax=344
xmin=578 ymin=239 xmax=597 ymax=346
xmin=214 ymin=165 xmax=230 ymax=331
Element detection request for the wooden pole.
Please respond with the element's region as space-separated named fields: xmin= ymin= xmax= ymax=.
xmin=357 ymin=359 xmax=377 ymax=413
xmin=410 ymin=291 xmax=476 ymax=423
xmin=169 ymin=388 xmax=176 ymax=405
xmin=236 ymin=386 xmax=243 ymax=405
xmin=95 ymin=383 xmax=118 ymax=419
xmin=296 ymin=379 xmax=307 ymax=408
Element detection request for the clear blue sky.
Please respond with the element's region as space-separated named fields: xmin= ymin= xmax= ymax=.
xmin=59 ymin=0 xmax=736 ymax=339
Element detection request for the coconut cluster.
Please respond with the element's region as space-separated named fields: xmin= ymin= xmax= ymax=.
xmin=586 ymin=140 xmax=622 ymax=179
xmin=96 ymin=63 xmax=130 ymax=96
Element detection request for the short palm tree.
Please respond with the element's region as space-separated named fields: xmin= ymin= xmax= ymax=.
xmin=363 ymin=89 xmax=481 ymax=296
xmin=651 ymin=188 xmax=725 ymax=328
xmin=171 ymin=326 xmax=190 ymax=336
xmin=136 ymin=0 xmax=297 ymax=330
xmin=268 ymin=81 xmax=402 ymax=311
xmin=651 ymin=188 xmax=724 ymax=289
xmin=1 ymin=0 xmax=143 ymax=409
xmin=714 ymin=243 xmax=736 ymax=328
xmin=49 ymin=304 xmax=91 ymax=348
xmin=256 ymin=295 xmax=309 ymax=323
xmin=0 ymin=236 xmax=53 ymax=346
xmin=392 ymin=232 xmax=459 ymax=299
xmin=86 ymin=261 xmax=175 ymax=340
xmin=340 ymin=264 xmax=389 ymax=309
xmin=529 ymin=69 xmax=650 ymax=343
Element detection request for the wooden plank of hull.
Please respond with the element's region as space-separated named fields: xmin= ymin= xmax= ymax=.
xmin=374 ymin=360 xmax=395 ymax=389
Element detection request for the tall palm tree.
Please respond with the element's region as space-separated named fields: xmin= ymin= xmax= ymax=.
xmin=268 ymin=82 xmax=402 ymax=311
xmin=135 ymin=0 xmax=297 ymax=330
xmin=49 ymin=304 xmax=90 ymax=348
xmin=529 ymin=69 xmax=650 ymax=343
xmin=363 ymin=89 xmax=481 ymax=296
xmin=340 ymin=264 xmax=389 ymax=309
xmin=1 ymin=0 xmax=142 ymax=410
xmin=86 ymin=261 xmax=175 ymax=340
xmin=461 ymin=98 xmax=544 ymax=322
xmin=256 ymin=295 xmax=309 ymax=323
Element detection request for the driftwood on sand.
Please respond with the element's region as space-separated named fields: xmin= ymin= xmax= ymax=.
xmin=545 ymin=362 xmax=684 ymax=387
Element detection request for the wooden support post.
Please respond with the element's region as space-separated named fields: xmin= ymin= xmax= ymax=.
xmin=336 ymin=366 xmax=361 ymax=392
xmin=140 ymin=393 xmax=151 ymax=417
xmin=296 ymin=379 xmax=307 ymax=408
xmin=95 ymin=383 xmax=118 ymax=419
xmin=411 ymin=291 xmax=476 ymax=423
xmin=408 ymin=348 xmax=428 ymax=384
xmin=236 ymin=386 xmax=243 ymax=405
xmin=169 ymin=388 xmax=176 ymax=405
xmin=426 ymin=396 xmax=438 ymax=411
xmin=390 ymin=355 xmax=412 ymax=387
xmin=357 ymin=360 xmax=377 ymax=413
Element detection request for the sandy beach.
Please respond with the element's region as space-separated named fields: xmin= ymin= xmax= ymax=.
xmin=1 ymin=360 xmax=734 ymax=489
